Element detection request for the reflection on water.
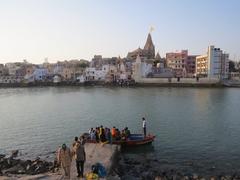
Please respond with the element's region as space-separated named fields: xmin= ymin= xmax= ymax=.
xmin=0 ymin=87 xmax=240 ymax=174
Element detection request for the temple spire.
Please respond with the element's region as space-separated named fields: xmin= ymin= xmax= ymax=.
xmin=144 ymin=33 xmax=154 ymax=50
xmin=155 ymin=52 xmax=161 ymax=60
xmin=143 ymin=33 xmax=155 ymax=59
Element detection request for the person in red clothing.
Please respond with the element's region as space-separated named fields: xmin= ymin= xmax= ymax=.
xmin=111 ymin=126 xmax=116 ymax=140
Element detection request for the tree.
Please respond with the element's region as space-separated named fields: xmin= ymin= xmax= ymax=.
xmin=229 ymin=60 xmax=237 ymax=72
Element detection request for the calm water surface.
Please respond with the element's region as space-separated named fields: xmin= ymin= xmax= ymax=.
xmin=0 ymin=87 xmax=240 ymax=174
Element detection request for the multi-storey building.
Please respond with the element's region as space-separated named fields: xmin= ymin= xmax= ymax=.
xmin=166 ymin=50 xmax=188 ymax=77
xmin=186 ymin=55 xmax=197 ymax=77
xmin=196 ymin=46 xmax=229 ymax=79
xmin=196 ymin=55 xmax=208 ymax=77
xmin=166 ymin=50 xmax=198 ymax=78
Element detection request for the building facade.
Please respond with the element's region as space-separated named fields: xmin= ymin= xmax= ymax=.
xmin=166 ymin=50 xmax=188 ymax=77
xmin=196 ymin=46 xmax=229 ymax=79
xmin=186 ymin=55 xmax=197 ymax=77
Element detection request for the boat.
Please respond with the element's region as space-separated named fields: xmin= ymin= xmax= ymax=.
xmin=84 ymin=133 xmax=156 ymax=147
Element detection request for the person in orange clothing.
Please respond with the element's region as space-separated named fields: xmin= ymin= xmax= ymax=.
xmin=111 ymin=126 xmax=116 ymax=141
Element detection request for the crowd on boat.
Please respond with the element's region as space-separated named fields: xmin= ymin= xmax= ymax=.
xmin=88 ymin=125 xmax=131 ymax=143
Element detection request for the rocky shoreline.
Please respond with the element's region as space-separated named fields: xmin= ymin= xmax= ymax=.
xmin=110 ymin=154 xmax=240 ymax=180
xmin=0 ymin=151 xmax=58 ymax=177
xmin=2 ymin=150 xmax=240 ymax=180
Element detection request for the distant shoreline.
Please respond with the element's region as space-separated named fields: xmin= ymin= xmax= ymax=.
xmin=0 ymin=81 xmax=233 ymax=88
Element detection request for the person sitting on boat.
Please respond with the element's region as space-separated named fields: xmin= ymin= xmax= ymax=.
xmin=100 ymin=128 xmax=107 ymax=142
xmin=108 ymin=128 xmax=112 ymax=144
xmin=90 ymin=130 xmax=96 ymax=140
xmin=89 ymin=127 xmax=94 ymax=134
xmin=121 ymin=130 xmax=126 ymax=141
xmin=105 ymin=128 xmax=112 ymax=143
xmin=115 ymin=129 xmax=121 ymax=141
xmin=124 ymin=127 xmax=131 ymax=139
xmin=111 ymin=126 xmax=117 ymax=141
xmin=99 ymin=125 xmax=104 ymax=137
xmin=95 ymin=127 xmax=100 ymax=143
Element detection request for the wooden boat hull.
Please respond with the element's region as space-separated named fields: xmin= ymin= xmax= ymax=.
xmin=85 ymin=134 xmax=155 ymax=147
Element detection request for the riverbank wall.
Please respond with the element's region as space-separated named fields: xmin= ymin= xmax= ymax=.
xmin=0 ymin=80 xmax=226 ymax=88
xmin=1 ymin=77 xmax=239 ymax=88
xmin=134 ymin=77 xmax=225 ymax=87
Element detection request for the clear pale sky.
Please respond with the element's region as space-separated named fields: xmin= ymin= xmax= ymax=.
xmin=0 ymin=0 xmax=239 ymax=63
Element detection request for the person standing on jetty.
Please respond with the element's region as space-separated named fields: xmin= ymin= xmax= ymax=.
xmin=142 ymin=117 xmax=146 ymax=137
xmin=73 ymin=140 xmax=86 ymax=178
xmin=57 ymin=144 xmax=72 ymax=179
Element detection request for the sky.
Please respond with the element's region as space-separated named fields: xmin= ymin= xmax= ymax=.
xmin=0 ymin=0 xmax=240 ymax=64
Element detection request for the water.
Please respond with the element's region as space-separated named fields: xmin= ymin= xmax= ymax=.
xmin=0 ymin=87 xmax=240 ymax=175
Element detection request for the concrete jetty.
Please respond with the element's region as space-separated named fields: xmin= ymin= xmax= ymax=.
xmin=0 ymin=143 xmax=120 ymax=180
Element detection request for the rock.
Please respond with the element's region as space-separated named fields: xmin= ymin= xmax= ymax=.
xmin=141 ymin=171 xmax=154 ymax=180
xmin=3 ymin=164 xmax=25 ymax=174
xmin=193 ymin=173 xmax=198 ymax=179
xmin=121 ymin=174 xmax=140 ymax=180
xmin=155 ymin=176 xmax=162 ymax=180
xmin=0 ymin=154 xmax=6 ymax=159
xmin=225 ymin=175 xmax=232 ymax=180
xmin=106 ymin=175 xmax=121 ymax=180
xmin=209 ymin=166 xmax=216 ymax=171
xmin=132 ymin=160 xmax=141 ymax=165
xmin=210 ymin=176 xmax=217 ymax=180
xmin=185 ymin=161 xmax=194 ymax=166
xmin=11 ymin=150 xmax=19 ymax=158
xmin=7 ymin=157 xmax=20 ymax=167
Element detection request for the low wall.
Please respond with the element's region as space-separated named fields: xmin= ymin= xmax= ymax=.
xmin=136 ymin=78 xmax=221 ymax=86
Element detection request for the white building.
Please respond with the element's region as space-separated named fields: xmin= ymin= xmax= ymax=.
xmin=33 ymin=68 xmax=49 ymax=81
xmin=196 ymin=46 xmax=229 ymax=79
xmin=85 ymin=67 xmax=107 ymax=81
xmin=76 ymin=75 xmax=86 ymax=83
xmin=133 ymin=55 xmax=153 ymax=82
xmin=24 ymin=74 xmax=35 ymax=83
xmin=5 ymin=63 xmax=20 ymax=76
xmin=53 ymin=75 xmax=61 ymax=83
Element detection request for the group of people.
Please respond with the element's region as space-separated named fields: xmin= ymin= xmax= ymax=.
xmin=57 ymin=136 xmax=86 ymax=179
xmin=89 ymin=126 xmax=131 ymax=143
xmin=57 ymin=117 xmax=147 ymax=178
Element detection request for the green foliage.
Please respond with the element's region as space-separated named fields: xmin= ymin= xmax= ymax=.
xmin=229 ymin=60 xmax=237 ymax=72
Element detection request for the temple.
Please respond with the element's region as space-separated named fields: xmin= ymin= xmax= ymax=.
xmin=127 ymin=33 xmax=155 ymax=60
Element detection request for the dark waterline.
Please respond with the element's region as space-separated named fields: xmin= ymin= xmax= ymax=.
xmin=0 ymin=87 xmax=240 ymax=175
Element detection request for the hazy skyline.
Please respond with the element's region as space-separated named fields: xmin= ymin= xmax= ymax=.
xmin=0 ymin=0 xmax=240 ymax=64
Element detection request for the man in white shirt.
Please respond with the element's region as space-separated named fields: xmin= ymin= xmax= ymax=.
xmin=142 ymin=117 xmax=146 ymax=137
